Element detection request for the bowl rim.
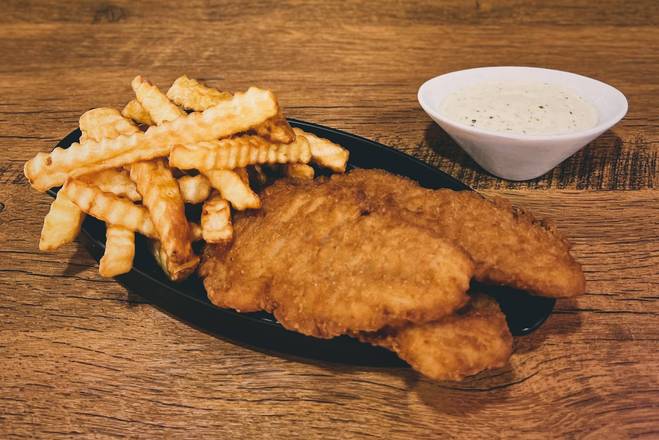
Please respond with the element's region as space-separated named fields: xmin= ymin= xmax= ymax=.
xmin=418 ymin=66 xmax=628 ymax=142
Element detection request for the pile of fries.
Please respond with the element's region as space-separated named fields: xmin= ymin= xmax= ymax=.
xmin=25 ymin=75 xmax=349 ymax=281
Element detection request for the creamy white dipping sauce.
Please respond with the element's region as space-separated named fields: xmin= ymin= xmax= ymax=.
xmin=439 ymin=81 xmax=599 ymax=135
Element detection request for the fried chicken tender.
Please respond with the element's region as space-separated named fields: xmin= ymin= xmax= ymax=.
xmin=200 ymin=177 xmax=474 ymax=338
xmin=337 ymin=169 xmax=585 ymax=298
xmin=358 ymin=293 xmax=513 ymax=381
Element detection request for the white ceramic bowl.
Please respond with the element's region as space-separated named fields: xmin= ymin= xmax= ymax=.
xmin=418 ymin=66 xmax=628 ymax=181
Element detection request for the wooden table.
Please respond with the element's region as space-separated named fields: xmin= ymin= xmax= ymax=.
xmin=1 ymin=1 xmax=657 ymax=438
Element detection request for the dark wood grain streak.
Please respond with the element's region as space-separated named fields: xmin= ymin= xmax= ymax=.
xmin=1 ymin=1 xmax=658 ymax=438
xmin=2 ymin=0 xmax=659 ymax=27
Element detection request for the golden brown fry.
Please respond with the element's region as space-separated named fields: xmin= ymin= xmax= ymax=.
xmin=203 ymin=169 xmax=260 ymax=211
xmin=76 ymin=108 xmax=142 ymax=277
xmin=253 ymin=107 xmax=295 ymax=144
xmin=293 ymin=128 xmax=348 ymax=172
xmin=166 ymin=75 xmax=294 ymax=143
xmin=201 ymin=192 xmax=233 ymax=243
xmin=99 ymin=226 xmax=135 ymax=277
xmin=61 ymin=178 xmax=157 ymax=238
xmin=284 ymin=163 xmax=315 ymax=180
xmin=42 ymin=110 xmax=140 ymax=252
xmin=79 ymin=108 xmax=140 ymax=141
xmin=129 ymin=159 xmax=199 ymax=280
xmin=189 ymin=222 xmax=203 ymax=242
xmin=76 ymin=109 xmax=143 ymax=200
xmin=169 ymin=135 xmax=311 ymax=171
xmin=149 ymin=239 xmax=199 ymax=282
xmin=121 ymin=99 xmax=155 ymax=126
xmin=39 ymin=191 xmax=85 ymax=251
xmin=78 ymin=168 xmax=141 ymax=202
xmin=233 ymin=167 xmax=249 ymax=184
xmin=131 ymin=75 xmax=186 ymax=125
xmin=25 ymin=87 xmax=278 ymax=192
xmin=166 ymin=75 xmax=232 ymax=111
xmin=177 ymin=174 xmax=211 ymax=204
xmin=359 ymin=294 xmax=513 ymax=381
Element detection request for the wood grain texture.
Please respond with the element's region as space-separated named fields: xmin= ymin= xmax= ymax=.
xmin=2 ymin=188 xmax=657 ymax=438
xmin=1 ymin=1 xmax=658 ymax=438
xmin=0 ymin=1 xmax=657 ymax=190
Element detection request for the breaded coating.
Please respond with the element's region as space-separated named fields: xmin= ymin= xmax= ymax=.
xmin=200 ymin=177 xmax=474 ymax=338
xmin=359 ymin=293 xmax=513 ymax=381
xmin=337 ymin=169 xmax=585 ymax=297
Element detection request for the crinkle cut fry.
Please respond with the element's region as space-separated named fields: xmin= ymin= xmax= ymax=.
xmin=130 ymin=78 xmax=215 ymax=278
xmin=293 ymin=128 xmax=348 ymax=173
xmin=169 ymin=135 xmax=311 ymax=171
xmin=77 ymin=108 xmax=143 ymax=201
xmin=122 ymin=99 xmax=155 ymax=126
xmin=41 ymin=108 xmax=141 ymax=251
xmin=189 ymin=222 xmax=203 ymax=242
xmin=202 ymin=169 xmax=260 ymax=211
xmin=233 ymin=167 xmax=250 ymax=184
xmin=149 ymin=239 xmax=200 ymax=282
xmin=129 ymin=159 xmax=199 ymax=280
xmin=166 ymin=75 xmax=294 ymax=143
xmin=132 ymin=75 xmax=186 ymax=125
xmin=61 ymin=178 xmax=157 ymax=238
xmin=252 ymin=107 xmax=295 ymax=144
xmin=166 ymin=75 xmax=232 ymax=111
xmin=177 ymin=174 xmax=211 ymax=204
xmin=99 ymin=226 xmax=135 ymax=277
xmin=201 ymin=192 xmax=233 ymax=243
xmin=358 ymin=294 xmax=513 ymax=381
xmin=24 ymin=87 xmax=279 ymax=192
xmin=284 ymin=163 xmax=315 ymax=180
xmin=78 ymin=108 xmax=141 ymax=276
xmin=79 ymin=108 xmax=140 ymax=141
xmin=79 ymin=168 xmax=141 ymax=202
xmin=39 ymin=191 xmax=85 ymax=251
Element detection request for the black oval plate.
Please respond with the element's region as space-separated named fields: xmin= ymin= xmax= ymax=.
xmin=50 ymin=119 xmax=554 ymax=366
